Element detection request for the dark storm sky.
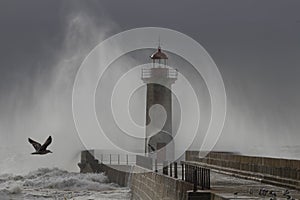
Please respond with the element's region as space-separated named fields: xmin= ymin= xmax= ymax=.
xmin=1 ymin=0 xmax=300 ymax=157
xmin=2 ymin=0 xmax=300 ymax=70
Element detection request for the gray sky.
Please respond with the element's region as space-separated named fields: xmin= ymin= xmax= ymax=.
xmin=1 ymin=0 xmax=300 ymax=172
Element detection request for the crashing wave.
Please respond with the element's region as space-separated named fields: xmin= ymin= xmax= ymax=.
xmin=22 ymin=168 xmax=113 ymax=191
xmin=0 ymin=168 xmax=130 ymax=199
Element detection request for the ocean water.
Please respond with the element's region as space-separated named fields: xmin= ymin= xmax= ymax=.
xmin=0 ymin=168 xmax=131 ymax=200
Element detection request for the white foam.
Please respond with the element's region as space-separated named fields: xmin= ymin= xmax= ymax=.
xmin=0 ymin=168 xmax=131 ymax=199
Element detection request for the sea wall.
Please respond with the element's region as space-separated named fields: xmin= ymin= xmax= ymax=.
xmin=186 ymin=151 xmax=300 ymax=189
xmin=130 ymin=167 xmax=194 ymax=200
xmin=96 ymin=163 xmax=195 ymax=200
xmin=98 ymin=164 xmax=132 ymax=187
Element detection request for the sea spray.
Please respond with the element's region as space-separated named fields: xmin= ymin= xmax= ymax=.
xmin=0 ymin=2 xmax=119 ymax=174
xmin=0 ymin=168 xmax=131 ymax=200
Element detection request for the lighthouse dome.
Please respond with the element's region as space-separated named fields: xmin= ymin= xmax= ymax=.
xmin=150 ymin=47 xmax=168 ymax=59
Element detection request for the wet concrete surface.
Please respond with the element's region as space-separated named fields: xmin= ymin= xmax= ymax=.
xmin=210 ymin=171 xmax=300 ymax=200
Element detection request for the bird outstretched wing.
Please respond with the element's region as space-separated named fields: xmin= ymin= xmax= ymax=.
xmin=40 ymin=136 xmax=52 ymax=151
xmin=28 ymin=138 xmax=41 ymax=151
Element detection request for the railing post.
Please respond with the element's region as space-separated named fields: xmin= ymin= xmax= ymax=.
xmin=126 ymin=154 xmax=129 ymax=165
xmin=174 ymin=162 xmax=178 ymax=178
xmin=192 ymin=166 xmax=194 ymax=183
xmin=190 ymin=166 xmax=192 ymax=183
xmin=189 ymin=165 xmax=191 ymax=182
xmin=118 ymin=154 xmax=120 ymax=165
xmin=163 ymin=161 xmax=168 ymax=175
xmin=205 ymin=169 xmax=208 ymax=189
xmin=170 ymin=162 xmax=173 ymax=177
xmin=187 ymin=164 xmax=189 ymax=182
xmin=185 ymin=164 xmax=188 ymax=181
xmin=109 ymin=154 xmax=111 ymax=165
xmin=201 ymin=168 xmax=204 ymax=190
xmin=101 ymin=154 xmax=103 ymax=163
xmin=187 ymin=165 xmax=190 ymax=182
xmin=197 ymin=167 xmax=200 ymax=186
xmin=182 ymin=163 xmax=184 ymax=180
xmin=190 ymin=165 xmax=193 ymax=183
xmin=193 ymin=169 xmax=197 ymax=192
xmin=206 ymin=169 xmax=208 ymax=189
xmin=208 ymin=169 xmax=210 ymax=189
xmin=203 ymin=168 xmax=206 ymax=189
xmin=155 ymin=159 xmax=158 ymax=172
xmin=191 ymin=165 xmax=193 ymax=182
xmin=203 ymin=168 xmax=209 ymax=189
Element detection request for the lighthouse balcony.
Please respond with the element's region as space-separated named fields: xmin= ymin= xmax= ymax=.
xmin=141 ymin=67 xmax=178 ymax=80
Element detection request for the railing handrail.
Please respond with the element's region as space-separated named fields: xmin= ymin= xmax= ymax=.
xmin=141 ymin=67 xmax=178 ymax=79
xmin=181 ymin=161 xmax=211 ymax=190
xmin=80 ymin=150 xmax=210 ymax=190
xmin=95 ymin=153 xmax=137 ymax=165
xmin=180 ymin=160 xmax=211 ymax=170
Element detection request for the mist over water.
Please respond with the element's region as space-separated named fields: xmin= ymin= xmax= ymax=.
xmin=0 ymin=4 xmax=119 ymax=174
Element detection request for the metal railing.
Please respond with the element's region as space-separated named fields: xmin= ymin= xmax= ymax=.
xmin=95 ymin=153 xmax=136 ymax=165
xmin=89 ymin=151 xmax=210 ymax=190
xmin=181 ymin=162 xmax=210 ymax=190
xmin=160 ymin=160 xmax=211 ymax=190
xmin=141 ymin=67 xmax=178 ymax=79
xmin=139 ymin=158 xmax=210 ymax=190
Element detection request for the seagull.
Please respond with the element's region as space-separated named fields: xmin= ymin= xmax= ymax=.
xmin=28 ymin=136 xmax=53 ymax=155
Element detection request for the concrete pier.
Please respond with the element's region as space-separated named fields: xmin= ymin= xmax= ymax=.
xmin=78 ymin=151 xmax=195 ymax=199
xmin=186 ymin=151 xmax=300 ymax=189
xmin=78 ymin=150 xmax=300 ymax=200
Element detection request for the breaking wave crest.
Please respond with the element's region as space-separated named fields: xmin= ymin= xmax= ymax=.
xmin=23 ymin=168 xmax=112 ymax=191
xmin=0 ymin=168 xmax=130 ymax=200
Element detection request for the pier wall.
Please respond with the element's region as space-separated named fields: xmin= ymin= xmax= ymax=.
xmin=78 ymin=151 xmax=224 ymax=200
xmin=186 ymin=151 xmax=300 ymax=188
xmin=98 ymin=164 xmax=132 ymax=187
xmin=130 ymin=168 xmax=193 ymax=200
xmin=97 ymin=164 xmax=224 ymax=200
xmin=96 ymin=163 xmax=195 ymax=200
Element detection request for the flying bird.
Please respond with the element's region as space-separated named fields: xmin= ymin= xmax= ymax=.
xmin=28 ymin=136 xmax=53 ymax=155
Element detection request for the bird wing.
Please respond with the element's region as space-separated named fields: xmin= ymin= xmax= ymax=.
xmin=40 ymin=136 xmax=52 ymax=151
xmin=28 ymin=138 xmax=41 ymax=151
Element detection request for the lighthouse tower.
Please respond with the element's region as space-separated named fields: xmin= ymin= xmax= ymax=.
xmin=142 ymin=46 xmax=177 ymax=162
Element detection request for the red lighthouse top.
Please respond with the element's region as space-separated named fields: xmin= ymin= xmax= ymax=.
xmin=150 ymin=47 xmax=168 ymax=60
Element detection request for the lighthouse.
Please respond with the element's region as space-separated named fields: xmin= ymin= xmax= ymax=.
xmin=142 ymin=46 xmax=177 ymax=162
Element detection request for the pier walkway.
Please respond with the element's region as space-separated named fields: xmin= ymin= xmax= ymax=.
xmin=78 ymin=150 xmax=300 ymax=200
